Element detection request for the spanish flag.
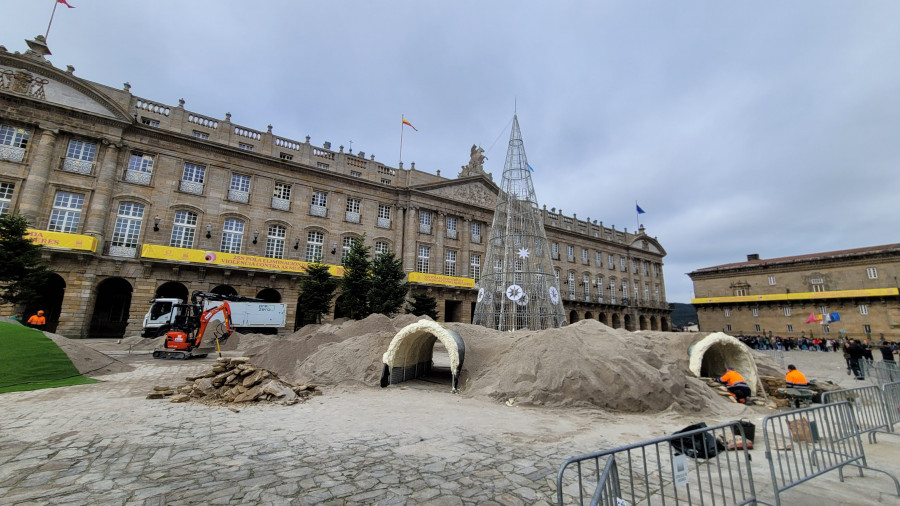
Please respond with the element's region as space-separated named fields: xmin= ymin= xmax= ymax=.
xmin=402 ymin=116 xmax=417 ymax=131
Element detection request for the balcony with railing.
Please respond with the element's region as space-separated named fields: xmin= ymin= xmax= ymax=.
xmin=377 ymin=217 xmax=391 ymax=229
xmin=228 ymin=189 xmax=249 ymax=203
xmin=62 ymin=157 xmax=93 ymax=175
xmin=471 ymin=234 xmax=481 ymax=244
xmin=104 ymin=241 xmax=137 ymax=258
xmin=124 ymin=169 xmax=151 ymax=185
xmin=271 ymin=196 xmax=290 ymax=211
xmin=419 ymin=223 xmax=432 ymax=234
xmin=446 ymin=229 xmax=457 ymax=239
xmin=180 ymin=180 xmax=203 ymax=195
xmin=345 ymin=211 xmax=360 ymax=224
xmin=0 ymin=145 xmax=26 ymax=162
xmin=309 ymin=204 xmax=327 ymax=217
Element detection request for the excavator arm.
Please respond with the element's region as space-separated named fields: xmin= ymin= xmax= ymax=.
xmin=194 ymin=301 xmax=234 ymax=349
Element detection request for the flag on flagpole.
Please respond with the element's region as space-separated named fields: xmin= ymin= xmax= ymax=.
xmin=401 ymin=116 xmax=417 ymax=131
xmin=636 ymin=204 xmax=646 ymax=214
xmin=58 ymin=0 xmax=75 ymax=7
xmin=806 ymin=313 xmax=816 ymax=323
xmin=829 ymin=312 xmax=840 ymax=322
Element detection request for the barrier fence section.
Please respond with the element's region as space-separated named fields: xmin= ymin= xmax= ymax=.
xmin=556 ymin=421 xmax=765 ymax=506
xmin=821 ymin=385 xmax=893 ymax=443
xmin=883 ymin=381 xmax=900 ymax=428
xmin=861 ymin=360 xmax=900 ymax=385
xmin=761 ymin=401 xmax=900 ymax=506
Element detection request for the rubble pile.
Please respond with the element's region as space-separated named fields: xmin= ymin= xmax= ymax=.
xmin=146 ymin=356 xmax=321 ymax=406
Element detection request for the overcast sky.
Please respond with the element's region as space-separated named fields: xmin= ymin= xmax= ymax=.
xmin=4 ymin=1 xmax=900 ymax=303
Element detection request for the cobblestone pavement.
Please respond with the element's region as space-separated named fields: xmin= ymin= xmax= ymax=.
xmin=0 ymin=355 xmax=611 ymax=505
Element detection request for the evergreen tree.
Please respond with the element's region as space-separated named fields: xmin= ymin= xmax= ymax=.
xmin=0 ymin=214 xmax=51 ymax=306
xmin=369 ymin=251 xmax=409 ymax=316
xmin=406 ymin=292 xmax=439 ymax=320
xmin=337 ymin=236 xmax=373 ymax=319
xmin=298 ymin=262 xmax=338 ymax=325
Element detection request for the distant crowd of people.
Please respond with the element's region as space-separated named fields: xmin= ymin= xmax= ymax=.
xmin=737 ymin=334 xmax=898 ymax=380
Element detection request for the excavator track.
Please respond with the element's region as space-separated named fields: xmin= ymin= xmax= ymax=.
xmin=152 ymin=349 xmax=192 ymax=360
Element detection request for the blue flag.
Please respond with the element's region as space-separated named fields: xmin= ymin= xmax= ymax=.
xmin=636 ymin=204 xmax=646 ymax=214
xmin=829 ymin=312 xmax=840 ymax=322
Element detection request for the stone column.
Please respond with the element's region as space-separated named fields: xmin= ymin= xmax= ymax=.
xmin=83 ymin=139 xmax=122 ymax=244
xmin=402 ymin=205 xmax=418 ymax=272
xmin=17 ymin=126 xmax=58 ymax=226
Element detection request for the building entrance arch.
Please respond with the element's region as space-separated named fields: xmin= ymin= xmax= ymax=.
xmin=211 ymin=285 xmax=237 ymax=297
xmin=155 ymin=281 xmax=188 ymax=301
xmin=381 ymin=320 xmax=466 ymax=392
xmin=639 ymin=315 xmax=648 ymax=330
xmin=23 ymin=273 xmax=66 ymax=333
xmin=89 ymin=277 xmax=133 ymax=338
xmin=611 ymin=314 xmax=621 ymax=329
xmin=569 ymin=310 xmax=579 ymax=323
xmin=256 ymin=288 xmax=281 ymax=303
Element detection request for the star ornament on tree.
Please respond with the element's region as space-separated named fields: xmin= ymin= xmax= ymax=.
xmin=505 ymin=284 xmax=524 ymax=301
xmin=517 ymin=247 xmax=530 ymax=259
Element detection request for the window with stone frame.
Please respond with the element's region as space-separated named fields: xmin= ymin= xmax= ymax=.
xmin=342 ymin=236 xmax=356 ymax=261
xmin=0 ymin=182 xmax=14 ymax=216
xmin=446 ymin=216 xmax=458 ymax=239
xmin=66 ymin=139 xmax=97 ymax=161
xmin=110 ymin=201 xmax=145 ymax=251
xmin=374 ymin=241 xmax=390 ymax=257
xmin=470 ymin=253 xmax=481 ymax=281
xmin=346 ymin=198 xmax=361 ymax=214
xmin=169 ymin=210 xmax=197 ymax=248
xmin=125 ymin=152 xmax=154 ymax=184
xmin=220 ymin=218 xmax=244 ymax=254
xmin=306 ymin=231 xmax=324 ymax=262
xmin=265 ymin=224 xmax=286 ymax=259
xmin=417 ymin=245 xmax=430 ymax=273
xmin=445 ymin=250 xmax=457 ymax=276
xmin=48 ymin=191 xmax=84 ymax=233
xmin=0 ymin=124 xmax=29 ymax=149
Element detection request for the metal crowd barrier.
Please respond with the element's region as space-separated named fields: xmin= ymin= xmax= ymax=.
xmin=821 ymin=385 xmax=893 ymax=443
xmin=557 ymin=421 xmax=765 ymax=505
xmin=883 ymin=381 xmax=900 ymax=428
xmin=861 ymin=360 xmax=900 ymax=385
xmin=762 ymin=401 xmax=900 ymax=506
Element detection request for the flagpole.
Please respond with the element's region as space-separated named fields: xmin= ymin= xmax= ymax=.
xmin=45 ymin=0 xmax=60 ymax=40
xmin=399 ymin=114 xmax=404 ymax=169
xmin=635 ymin=200 xmax=639 ymax=229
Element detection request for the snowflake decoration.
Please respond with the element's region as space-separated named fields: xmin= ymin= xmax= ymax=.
xmin=517 ymin=247 xmax=530 ymax=260
xmin=515 ymin=292 xmax=530 ymax=306
xmin=505 ymin=284 xmax=524 ymax=301
xmin=549 ymin=286 xmax=560 ymax=305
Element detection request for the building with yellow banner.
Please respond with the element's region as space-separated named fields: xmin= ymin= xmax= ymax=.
xmin=0 ymin=36 xmax=670 ymax=337
xmin=689 ymin=245 xmax=900 ymax=341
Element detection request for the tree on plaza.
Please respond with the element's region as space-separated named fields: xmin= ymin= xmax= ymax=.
xmin=368 ymin=250 xmax=409 ymax=316
xmin=337 ymin=236 xmax=373 ymax=320
xmin=298 ymin=261 xmax=338 ymax=325
xmin=0 ymin=213 xmax=51 ymax=306
xmin=406 ymin=292 xmax=439 ymax=320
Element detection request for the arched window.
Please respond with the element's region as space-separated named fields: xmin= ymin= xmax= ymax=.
xmin=265 ymin=224 xmax=286 ymax=259
xmin=170 ymin=210 xmax=197 ymax=248
xmin=221 ymin=218 xmax=244 ymax=254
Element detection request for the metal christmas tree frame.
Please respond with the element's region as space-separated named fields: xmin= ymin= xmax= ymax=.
xmin=472 ymin=114 xmax=567 ymax=331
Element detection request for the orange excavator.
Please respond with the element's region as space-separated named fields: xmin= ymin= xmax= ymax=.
xmin=152 ymin=292 xmax=234 ymax=360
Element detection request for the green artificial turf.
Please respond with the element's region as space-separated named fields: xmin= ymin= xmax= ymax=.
xmin=0 ymin=321 xmax=98 ymax=393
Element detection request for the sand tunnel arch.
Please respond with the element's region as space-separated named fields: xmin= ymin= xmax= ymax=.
xmin=689 ymin=332 xmax=759 ymax=395
xmin=380 ymin=320 xmax=466 ymax=392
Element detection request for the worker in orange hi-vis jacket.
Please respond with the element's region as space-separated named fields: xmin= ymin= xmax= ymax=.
xmin=26 ymin=310 xmax=46 ymax=331
xmin=716 ymin=366 xmax=751 ymax=404
xmin=785 ymin=364 xmax=809 ymax=388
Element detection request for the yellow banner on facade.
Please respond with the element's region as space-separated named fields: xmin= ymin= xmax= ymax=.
xmin=140 ymin=244 xmax=344 ymax=276
xmin=691 ymin=287 xmax=900 ymax=304
xmin=27 ymin=229 xmax=98 ymax=252
xmin=408 ymin=271 xmax=476 ymax=288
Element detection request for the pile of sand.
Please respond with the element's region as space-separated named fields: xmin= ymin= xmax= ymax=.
xmin=43 ymin=332 xmax=133 ymax=377
xmin=230 ymin=315 xmax=741 ymax=413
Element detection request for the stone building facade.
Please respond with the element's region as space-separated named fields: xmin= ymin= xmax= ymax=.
xmin=689 ymin=245 xmax=900 ymax=342
xmin=0 ymin=37 xmax=670 ymax=338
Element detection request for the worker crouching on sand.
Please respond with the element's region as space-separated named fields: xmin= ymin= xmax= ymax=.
xmin=785 ymin=364 xmax=809 ymax=388
xmin=717 ymin=366 xmax=751 ymax=404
